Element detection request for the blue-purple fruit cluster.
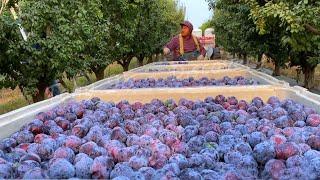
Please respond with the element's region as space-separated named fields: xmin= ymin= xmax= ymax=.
xmin=111 ymin=76 xmax=259 ymax=89
xmin=154 ymin=62 xmax=188 ymax=65
xmin=146 ymin=67 xmax=228 ymax=72
xmin=0 ymin=96 xmax=319 ymax=179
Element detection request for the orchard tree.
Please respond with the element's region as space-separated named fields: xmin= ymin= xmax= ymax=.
xmin=101 ymin=0 xmax=141 ymax=71
xmin=200 ymin=19 xmax=213 ymax=32
xmin=210 ymin=0 xmax=266 ymax=65
xmin=133 ymin=0 xmax=185 ymax=66
xmin=207 ymin=0 xmax=290 ymax=75
xmin=0 ymin=0 xmax=89 ymax=102
xmin=76 ymin=0 xmax=113 ymax=81
xmin=246 ymin=0 xmax=320 ymax=88
xmin=102 ymin=0 xmax=184 ymax=71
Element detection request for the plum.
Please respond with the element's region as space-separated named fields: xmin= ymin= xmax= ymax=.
xmin=110 ymin=162 xmax=135 ymax=179
xmin=90 ymin=156 xmax=114 ymax=179
xmin=0 ymin=138 xmax=17 ymax=152
xmin=20 ymin=153 xmax=41 ymax=163
xmin=64 ymin=135 xmax=82 ymax=153
xmin=270 ymin=134 xmax=287 ymax=145
xmin=307 ymin=135 xmax=320 ymax=150
xmin=262 ymin=159 xmax=285 ymax=179
xmin=253 ymin=141 xmax=276 ymax=164
xmin=138 ymin=167 xmax=156 ymax=180
xmin=235 ymin=142 xmax=252 ymax=156
xmin=111 ymin=127 xmax=128 ymax=143
xmin=286 ymin=155 xmax=305 ymax=168
xmin=84 ymin=125 xmax=103 ymax=143
xmin=187 ymin=136 xmax=206 ymax=154
xmin=23 ymin=167 xmax=48 ymax=179
xmin=74 ymin=154 xmax=94 ymax=179
xmin=224 ymin=150 xmax=243 ymax=165
xmin=129 ymin=156 xmax=148 ymax=170
xmin=169 ymin=153 xmax=189 ymax=170
xmin=124 ymin=120 xmax=141 ymax=134
xmin=204 ymin=131 xmax=219 ymax=143
xmin=37 ymin=141 xmax=57 ymax=161
xmin=179 ymin=168 xmax=202 ymax=180
xmin=115 ymin=147 xmax=136 ymax=162
xmin=275 ymin=142 xmax=300 ymax=160
xmin=158 ymin=130 xmax=178 ymax=146
xmin=71 ymin=125 xmax=88 ymax=138
xmin=248 ymin=131 xmax=266 ymax=148
xmin=28 ymin=119 xmax=44 ymax=134
xmin=306 ymin=114 xmax=320 ymax=127
xmin=177 ymin=114 xmax=194 ymax=127
xmin=79 ymin=141 xmax=105 ymax=159
xmin=48 ymin=158 xmax=75 ymax=179
xmin=148 ymin=152 xmax=168 ymax=169
xmin=188 ymin=153 xmax=205 ymax=168
xmin=199 ymin=121 xmax=221 ymax=135
xmin=274 ymin=115 xmax=294 ymax=128
xmin=162 ymin=162 xmax=181 ymax=176
xmin=201 ymin=169 xmax=221 ymax=180
xmin=17 ymin=160 xmax=40 ymax=178
xmin=267 ymin=96 xmax=281 ymax=107
xmin=53 ymin=147 xmax=75 ymax=163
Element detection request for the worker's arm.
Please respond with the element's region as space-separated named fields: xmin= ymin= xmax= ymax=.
xmin=163 ymin=36 xmax=179 ymax=55
xmin=197 ymin=39 xmax=206 ymax=60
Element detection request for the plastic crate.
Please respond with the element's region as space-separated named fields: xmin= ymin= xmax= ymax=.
xmin=78 ymin=69 xmax=288 ymax=90
xmin=130 ymin=62 xmax=248 ymax=72
xmin=0 ymin=85 xmax=319 ymax=139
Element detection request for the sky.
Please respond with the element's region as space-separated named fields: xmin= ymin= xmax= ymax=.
xmin=178 ymin=0 xmax=212 ymax=29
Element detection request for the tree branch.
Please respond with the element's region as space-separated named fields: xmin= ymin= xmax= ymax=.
xmin=0 ymin=0 xmax=9 ymax=16
xmin=116 ymin=60 xmax=124 ymax=66
xmin=304 ymin=23 xmax=320 ymax=35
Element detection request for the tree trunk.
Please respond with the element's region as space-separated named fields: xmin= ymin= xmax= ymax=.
xmin=147 ymin=56 xmax=153 ymax=64
xmin=255 ymin=52 xmax=263 ymax=69
xmin=93 ymin=67 xmax=105 ymax=81
xmin=303 ymin=66 xmax=316 ymax=89
xmin=232 ymin=53 xmax=236 ymax=59
xmin=137 ymin=55 xmax=144 ymax=67
xmin=122 ymin=62 xmax=130 ymax=71
xmin=19 ymin=85 xmax=32 ymax=104
xmin=32 ymin=82 xmax=47 ymax=103
xmin=82 ymin=72 xmax=92 ymax=84
xmin=242 ymin=53 xmax=248 ymax=65
xmin=273 ymin=61 xmax=281 ymax=76
xmin=155 ymin=54 xmax=159 ymax=61
xmin=59 ymin=78 xmax=72 ymax=93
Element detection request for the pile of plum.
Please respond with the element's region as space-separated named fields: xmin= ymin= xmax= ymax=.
xmin=0 ymin=96 xmax=319 ymax=179
xmin=145 ymin=67 xmax=228 ymax=72
xmin=110 ymin=76 xmax=259 ymax=89
xmin=154 ymin=62 xmax=188 ymax=65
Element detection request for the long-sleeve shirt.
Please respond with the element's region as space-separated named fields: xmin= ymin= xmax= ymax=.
xmin=165 ymin=35 xmax=206 ymax=60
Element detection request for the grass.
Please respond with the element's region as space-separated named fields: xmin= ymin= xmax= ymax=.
xmin=0 ymin=88 xmax=29 ymax=114
xmin=259 ymin=60 xmax=320 ymax=89
xmin=0 ymin=58 xmax=143 ymax=115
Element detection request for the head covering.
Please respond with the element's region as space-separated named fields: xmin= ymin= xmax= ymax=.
xmin=180 ymin=21 xmax=193 ymax=32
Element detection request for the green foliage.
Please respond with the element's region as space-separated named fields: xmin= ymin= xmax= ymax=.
xmin=210 ymin=0 xmax=268 ymax=64
xmin=0 ymin=0 xmax=90 ymax=102
xmin=0 ymin=0 xmax=185 ymax=102
xmin=200 ymin=19 xmax=214 ymax=32
xmin=207 ymin=0 xmax=318 ymax=82
xmin=102 ymin=0 xmax=184 ymax=70
xmin=245 ymin=0 xmax=320 ymax=88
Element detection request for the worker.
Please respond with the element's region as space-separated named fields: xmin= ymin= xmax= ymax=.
xmin=163 ymin=21 xmax=206 ymax=61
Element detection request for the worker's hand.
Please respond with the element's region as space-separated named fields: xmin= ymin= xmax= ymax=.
xmin=163 ymin=47 xmax=170 ymax=55
xmin=197 ymin=55 xmax=204 ymax=60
